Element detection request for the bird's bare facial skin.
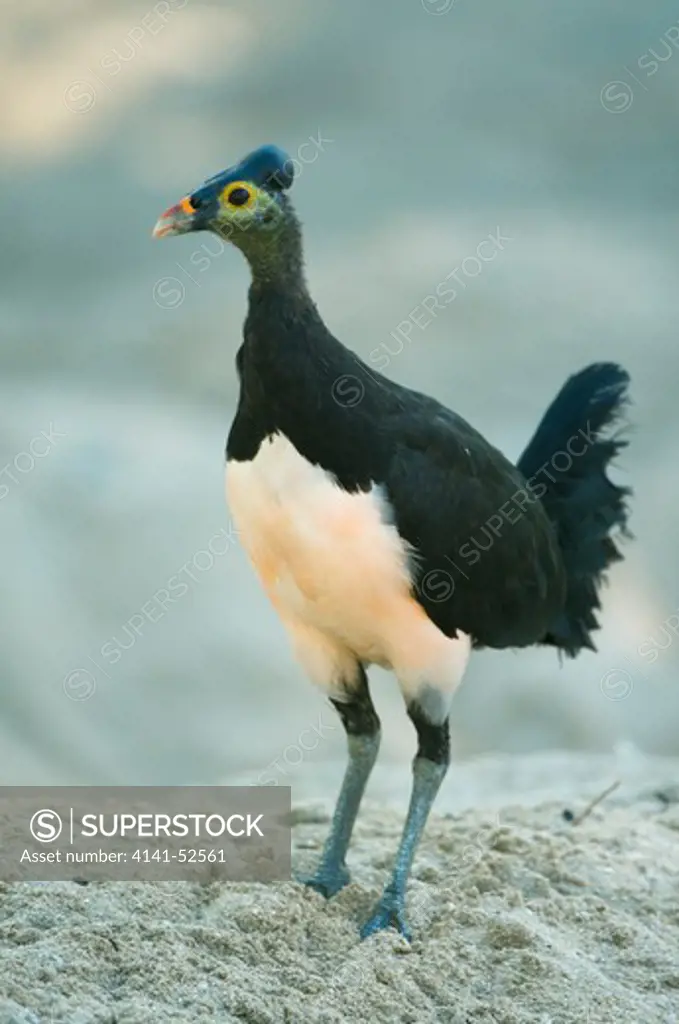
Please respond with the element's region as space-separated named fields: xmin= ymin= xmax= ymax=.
xmin=214 ymin=181 xmax=281 ymax=236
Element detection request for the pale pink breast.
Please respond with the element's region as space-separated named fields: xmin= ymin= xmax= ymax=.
xmin=225 ymin=432 xmax=470 ymax=707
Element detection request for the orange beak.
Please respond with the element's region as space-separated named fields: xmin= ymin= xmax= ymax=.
xmin=152 ymin=195 xmax=196 ymax=239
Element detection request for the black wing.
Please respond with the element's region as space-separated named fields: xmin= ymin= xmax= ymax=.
xmin=383 ymin=402 xmax=566 ymax=649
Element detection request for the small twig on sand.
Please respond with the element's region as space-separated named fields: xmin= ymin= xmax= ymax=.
xmin=654 ymin=785 xmax=679 ymax=809
xmin=562 ymin=779 xmax=621 ymax=825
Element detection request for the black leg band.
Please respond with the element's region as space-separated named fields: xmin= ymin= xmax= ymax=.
xmin=407 ymin=702 xmax=450 ymax=764
xmin=331 ymin=667 xmax=380 ymax=737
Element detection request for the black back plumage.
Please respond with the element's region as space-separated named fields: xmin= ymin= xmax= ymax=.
xmin=227 ymin=280 xmax=631 ymax=654
xmin=223 ymin=165 xmax=631 ymax=659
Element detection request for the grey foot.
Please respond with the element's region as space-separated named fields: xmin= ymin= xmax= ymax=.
xmin=298 ymin=862 xmax=350 ymax=899
xmin=360 ymin=887 xmax=411 ymax=940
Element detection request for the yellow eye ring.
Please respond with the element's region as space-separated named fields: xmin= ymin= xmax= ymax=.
xmin=222 ymin=181 xmax=256 ymax=209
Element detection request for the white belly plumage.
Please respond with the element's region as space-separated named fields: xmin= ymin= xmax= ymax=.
xmin=226 ymin=432 xmax=470 ymax=715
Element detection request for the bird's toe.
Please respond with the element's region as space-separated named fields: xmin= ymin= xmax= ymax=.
xmin=298 ymin=862 xmax=351 ymax=899
xmin=360 ymin=889 xmax=411 ymax=941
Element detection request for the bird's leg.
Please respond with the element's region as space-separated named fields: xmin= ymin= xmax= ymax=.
xmin=300 ymin=666 xmax=380 ymax=899
xmin=360 ymin=702 xmax=449 ymax=940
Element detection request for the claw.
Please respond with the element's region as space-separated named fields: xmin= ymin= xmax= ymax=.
xmin=360 ymin=888 xmax=412 ymax=941
xmin=298 ymin=862 xmax=351 ymax=899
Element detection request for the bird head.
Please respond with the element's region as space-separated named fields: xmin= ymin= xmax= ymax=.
xmin=152 ymin=144 xmax=296 ymax=250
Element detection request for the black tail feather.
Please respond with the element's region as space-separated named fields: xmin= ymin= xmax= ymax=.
xmin=517 ymin=362 xmax=632 ymax=657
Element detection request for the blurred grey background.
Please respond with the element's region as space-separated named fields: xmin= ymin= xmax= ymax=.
xmin=2 ymin=0 xmax=678 ymax=793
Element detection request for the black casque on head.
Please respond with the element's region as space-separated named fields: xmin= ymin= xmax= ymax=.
xmin=152 ymin=144 xmax=295 ymax=239
xmin=191 ymin=144 xmax=294 ymax=208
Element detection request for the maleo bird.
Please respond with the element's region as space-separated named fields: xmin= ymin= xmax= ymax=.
xmin=153 ymin=144 xmax=631 ymax=940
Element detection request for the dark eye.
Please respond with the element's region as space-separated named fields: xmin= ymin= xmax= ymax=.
xmin=227 ymin=187 xmax=251 ymax=207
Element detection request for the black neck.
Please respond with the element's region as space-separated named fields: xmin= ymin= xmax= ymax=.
xmin=229 ymin=270 xmax=382 ymax=489
xmin=228 ymin=209 xmax=392 ymax=490
xmin=242 ymin=276 xmax=328 ymax=377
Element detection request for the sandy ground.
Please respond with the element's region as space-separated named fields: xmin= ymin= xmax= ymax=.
xmin=1 ymin=752 xmax=679 ymax=1024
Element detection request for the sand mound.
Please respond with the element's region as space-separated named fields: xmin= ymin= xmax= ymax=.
xmin=1 ymin=762 xmax=679 ymax=1024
